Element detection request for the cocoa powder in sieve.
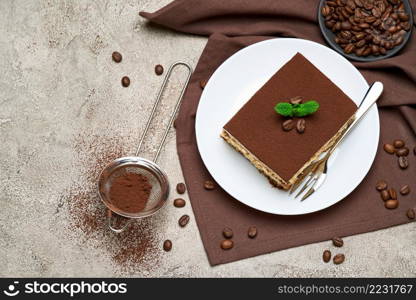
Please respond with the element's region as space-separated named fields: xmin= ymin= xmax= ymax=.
xmin=63 ymin=132 xmax=161 ymax=271
xmin=109 ymin=173 xmax=152 ymax=213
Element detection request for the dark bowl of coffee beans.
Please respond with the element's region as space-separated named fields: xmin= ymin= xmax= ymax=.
xmin=318 ymin=0 xmax=413 ymax=62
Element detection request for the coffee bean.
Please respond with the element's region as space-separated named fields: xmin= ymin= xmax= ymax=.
xmin=322 ymin=6 xmax=331 ymax=17
xmin=220 ymin=239 xmax=233 ymax=250
xmin=344 ymin=43 xmax=355 ymax=54
xmin=393 ymin=139 xmax=405 ymax=148
xmin=380 ymin=189 xmax=390 ymax=201
xmin=173 ymin=198 xmax=186 ymax=208
xmin=362 ymin=46 xmax=372 ymax=56
xmin=223 ymin=228 xmax=233 ymax=239
xmin=121 ymin=76 xmax=130 ymax=87
xmin=406 ymin=208 xmax=415 ymax=220
xmin=323 ymin=250 xmax=332 ymax=263
xmin=341 ymin=21 xmax=352 ymax=30
xmin=163 ymin=240 xmax=172 ymax=251
xmin=248 ymin=226 xmax=257 ymax=238
xmin=398 ymin=156 xmax=409 ymax=169
xmin=396 ymin=147 xmax=409 ymax=157
xmin=385 ymin=199 xmax=399 ymax=209
xmin=204 ymin=180 xmax=215 ymax=190
xmin=200 ymin=80 xmax=207 ymax=89
xmin=376 ymin=180 xmax=387 ymax=191
xmin=354 ymin=0 xmax=363 ymax=8
xmin=324 ymin=0 xmax=411 ymax=57
xmin=388 ymin=188 xmax=397 ymax=200
xmin=296 ymin=119 xmax=306 ymax=134
xmin=356 ymin=39 xmax=366 ymax=48
xmin=289 ymin=96 xmax=303 ymax=105
xmin=383 ymin=143 xmax=395 ymax=154
xmin=282 ymin=119 xmax=294 ymax=131
xmin=176 ymin=182 xmax=186 ymax=194
xmin=155 ymin=64 xmax=164 ymax=75
xmin=333 ymin=253 xmax=345 ymax=265
xmin=399 ymin=185 xmax=410 ymax=195
xmin=178 ymin=214 xmax=190 ymax=227
xmin=112 ymin=51 xmax=122 ymax=63
xmin=332 ymin=237 xmax=344 ymax=247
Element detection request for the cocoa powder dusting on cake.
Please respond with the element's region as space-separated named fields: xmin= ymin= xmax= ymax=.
xmin=62 ymin=132 xmax=161 ymax=270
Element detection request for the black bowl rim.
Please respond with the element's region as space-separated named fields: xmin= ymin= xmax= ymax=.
xmin=318 ymin=0 xmax=414 ymax=62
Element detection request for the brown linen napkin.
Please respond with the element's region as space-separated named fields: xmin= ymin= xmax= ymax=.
xmin=141 ymin=0 xmax=416 ymax=265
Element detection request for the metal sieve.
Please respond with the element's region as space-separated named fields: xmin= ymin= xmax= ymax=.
xmin=98 ymin=62 xmax=192 ymax=233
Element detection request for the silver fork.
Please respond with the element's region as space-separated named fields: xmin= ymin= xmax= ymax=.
xmin=292 ymin=81 xmax=384 ymax=201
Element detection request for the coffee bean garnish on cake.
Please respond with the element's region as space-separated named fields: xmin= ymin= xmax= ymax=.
xmin=399 ymin=185 xmax=410 ymax=196
xmin=323 ymin=250 xmax=331 ymax=263
xmin=204 ymin=180 xmax=215 ymax=190
xmin=178 ymin=215 xmax=190 ymax=227
xmin=282 ymin=119 xmax=294 ymax=131
xmin=333 ymin=254 xmax=345 ymax=265
xmin=407 ymin=208 xmax=415 ymax=220
xmin=220 ymin=239 xmax=233 ymax=250
xmin=296 ymin=119 xmax=306 ymax=134
xmin=383 ymin=143 xmax=395 ymax=154
xmin=112 ymin=51 xmax=122 ymax=63
xmin=155 ymin=64 xmax=164 ymax=76
xmin=163 ymin=240 xmax=172 ymax=252
xmin=375 ymin=180 xmax=387 ymax=191
xmin=247 ymin=226 xmax=258 ymax=239
xmin=121 ymin=76 xmax=130 ymax=87
xmin=223 ymin=228 xmax=233 ymax=239
xmin=332 ymin=237 xmax=344 ymax=247
xmin=173 ymin=198 xmax=186 ymax=208
xmin=176 ymin=182 xmax=186 ymax=194
xmin=289 ymin=96 xmax=303 ymax=105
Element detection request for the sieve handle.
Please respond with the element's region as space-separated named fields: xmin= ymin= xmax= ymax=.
xmin=135 ymin=61 xmax=193 ymax=162
xmin=107 ymin=209 xmax=132 ymax=233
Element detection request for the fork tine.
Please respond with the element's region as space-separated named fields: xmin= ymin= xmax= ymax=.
xmin=289 ymin=173 xmax=311 ymax=195
xmin=301 ymin=187 xmax=315 ymax=201
xmin=295 ymin=175 xmax=317 ymax=198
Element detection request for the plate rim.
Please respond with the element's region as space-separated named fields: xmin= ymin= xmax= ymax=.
xmin=195 ymin=37 xmax=380 ymax=215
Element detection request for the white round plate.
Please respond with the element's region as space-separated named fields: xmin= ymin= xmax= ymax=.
xmin=195 ymin=38 xmax=379 ymax=215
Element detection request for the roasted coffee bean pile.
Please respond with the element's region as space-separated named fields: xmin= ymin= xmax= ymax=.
xmin=383 ymin=139 xmax=412 ymax=169
xmin=322 ymin=0 xmax=411 ymax=57
xmin=322 ymin=236 xmax=345 ymax=265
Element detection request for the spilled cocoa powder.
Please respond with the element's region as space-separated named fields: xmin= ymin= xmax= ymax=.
xmin=109 ymin=173 xmax=152 ymax=213
xmin=62 ymin=132 xmax=161 ymax=270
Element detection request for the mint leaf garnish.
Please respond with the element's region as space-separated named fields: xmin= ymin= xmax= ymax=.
xmin=275 ymin=100 xmax=319 ymax=117
xmin=274 ymin=102 xmax=293 ymax=117
xmin=293 ymin=101 xmax=319 ymax=117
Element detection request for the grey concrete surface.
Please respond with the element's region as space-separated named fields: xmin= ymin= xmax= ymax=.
xmin=0 ymin=0 xmax=415 ymax=277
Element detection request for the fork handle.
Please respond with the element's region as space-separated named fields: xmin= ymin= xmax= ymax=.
xmin=329 ymin=81 xmax=383 ymax=154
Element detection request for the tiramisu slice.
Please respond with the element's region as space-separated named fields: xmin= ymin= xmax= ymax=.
xmin=220 ymin=53 xmax=357 ymax=190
